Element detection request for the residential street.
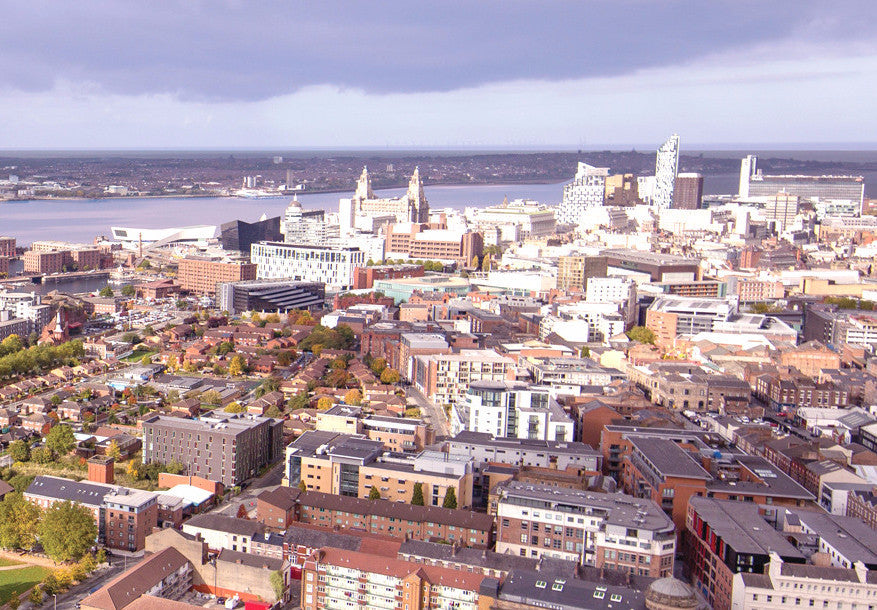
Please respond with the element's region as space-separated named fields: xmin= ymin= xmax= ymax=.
xmin=405 ymin=385 xmax=450 ymax=438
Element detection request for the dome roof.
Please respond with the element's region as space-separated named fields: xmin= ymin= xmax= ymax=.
xmin=645 ymin=578 xmax=697 ymax=608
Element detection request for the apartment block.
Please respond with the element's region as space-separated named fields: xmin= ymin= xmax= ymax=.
xmin=685 ymin=498 xmax=805 ymax=610
xmin=412 ymin=350 xmax=516 ymax=407
xmin=141 ymin=412 xmax=284 ymax=487
xmin=301 ymin=547 xmax=494 ymax=610
xmin=556 ymin=255 xmax=607 ymax=292
xmin=453 ymin=380 xmax=574 ymax=442
xmin=0 ymin=237 xmax=15 ymax=257
xmin=25 ymin=475 xmax=158 ymax=552
xmin=251 ymin=241 xmax=365 ymax=289
xmin=256 ymin=486 xmax=493 ymax=548
xmin=494 ymin=481 xmax=676 ymax=577
xmin=176 ymin=258 xmax=257 ymax=295
xmin=285 ymin=430 xmax=474 ymax=508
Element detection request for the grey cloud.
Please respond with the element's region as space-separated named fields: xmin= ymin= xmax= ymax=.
xmin=0 ymin=0 xmax=871 ymax=101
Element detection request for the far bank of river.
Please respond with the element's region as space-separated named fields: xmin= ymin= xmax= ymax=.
xmin=1 ymin=173 xmax=746 ymax=246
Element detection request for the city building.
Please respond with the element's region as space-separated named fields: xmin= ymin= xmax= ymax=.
xmin=645 ymin=296 xmax=738 ymax=347
xmin=685 ymin=498 xmax=805 ymax=610
xmin=453 ymin=380 xmax=574 ymax=441
xmin=738 ymin=155 xmax=757 ymax=198
xmin=740 ymin=155 xmax=865 ymax=205
xmin=672 ymin=173 xmax=703 ymax=210
xmin=384 ymin=222 xmax=483 ymax=266
xmin=412 ymin=350 xmax=516 ymax=407
xmin=465 ymin=199 xmax=557 ymax=242
xmin=250 ymin=241 xmax=365 ymax=290
xmin=110 ymin=225 xmax=219 ymax=250
xmin=556 ymin=255 xmax=607 ymax=292
xmin=279 ymin=199 xmax=337 ymax=244
xmin=256 ymin=486 xmax=493 ymax=547
xmin=25 ymin=472 xmax=158 ymax=552
xmin=340 ymin=167 xmax=429 ymax=234
xmin=176 ymin=258 xmax=257 ymax=295
xmin=0 ymin=236 xmax=15 ymax=257
xmin=353 ymin=264 xmax=424 ymax=289
xmin=601 ymin=249 xmax=700 ymax=283
xmin=141 ymin=412 xmax=284 ymax=487
xmin=653 ymin=134 xmax=680 ymax=209
xmin=300 ymin=546 xmax=494 ymax=610
xmin=284 ymin=430 xmax=474 ymax=508
xmin=764 ymin=193 xmax=800 ymax=233
xmin=494 ymin=480 xmax=676 ymax=576
xmin=559 ymin=163 xmax=610 ymax=225
xmin=216 ymin=279 xmax=324 ymax=315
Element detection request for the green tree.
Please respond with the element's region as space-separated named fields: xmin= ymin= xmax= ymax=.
xmin=627 ymin=326 xmax=656 ymax=345
xmin=224 ymin=401 xmax=245 ymax=413
xmin=255 ymin=377 xmax=280 ymax=398
xmin=138 ymin=259 xmax=152 ymax=270
xmin=481 ymin=255 xmax=491 ymax=272
xmin=287 ymin=392 xmax=310 ymax=411
xmin=166 ymin=460 xmax=184 ymax=475
xmin=269 ymin=570 xmax=285 ymax=602
xmin=8 ymin=591 xmax=20 ymax=609
xmin=298 ymin=480 xmax=307 ymax=492
xmin=140 ymin=355 xmax=153 ymax=365
xmin=580 ymin=346 xmax=591 ymax=358
xmin=442 ymin=488 xmax=458 ymax=509
xmin=46 ymin=425 xmax=76 ymax=457
xmin=411 ymin=482 xmax=424 ymax=506
xmin=265 ymin=405 xmax=283 ymax=419
xmin=98 ymin=286 xmax=114 ymax=298
xmin=0 ymin=492 xmax=41 ymax=550
xmin=0 ymin=334 xmax=23 ymax=357
xmin=31 ymin=447 xmax=54 ymax=464
xmin=121 ymin=284 xmax=135 ymax=297
xmin=380 ymin=368 xmax=400 ymax=384
xmin=7 ymin=440 xmax=29 ymax=462
xmin=368 ymin=486 xmax=381 ymax=500
xmin=39 ymin=501 xmax=98 ymax=562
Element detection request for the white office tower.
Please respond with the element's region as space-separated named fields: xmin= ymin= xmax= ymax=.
xmin=739 ymin=155 xmax=757 ymax=198
xmin=734 ymin=207 xmax=751 ymax=236
xmin=558 ymin=162 xmax=609 ymax=225
xmin=653 ymin=134 xmax=680 ymax=209
xmin=280 ymin=197 xmax=338 ymax=245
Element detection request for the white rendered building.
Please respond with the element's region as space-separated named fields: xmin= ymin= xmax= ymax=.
xmin=559 ymin=163 xmax=609 ymax=225
xmin=250 ymin=241 xmax=365 ymax=289
xmin=653 ymin=134 xmax=680 ymax=209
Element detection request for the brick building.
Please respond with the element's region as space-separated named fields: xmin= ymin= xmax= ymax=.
xmin=177 ymin=258 xmax=257 ymax=295
xmin=353 ymin=264 xmax=424 ymax=289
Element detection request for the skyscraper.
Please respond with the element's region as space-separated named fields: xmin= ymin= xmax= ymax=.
xmin=673 ymin=173 xmax=704 ymax=210
xmin=558 ymin=162 xmax=609 ymax=225
xmin=653 ymin=134 xmax=680 ymax=209
xmin=739 ymin=154 xmax=757 ymax=198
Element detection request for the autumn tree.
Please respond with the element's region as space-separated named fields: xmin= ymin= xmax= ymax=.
xmin=106 ymin=440 xmax=122 ymax=460
xmin=343 ymin=389 xmax=362 ymax=406
xmin=224 ymin=401 xmax=245 ymax=413
xmin=0 ymin=493 xmax=41 ymax=550
xmin=39 ymin=501 xmax=97 ymax=562
xmin=627 ymin=326 xmax=656 ymax=345
xmin=380 ymin=368 xmax=400 ymax=384
xmin=317 ymin=397 xmax=333 ymax=411
xmin=228 ymin=355 xmax=246 ymax=376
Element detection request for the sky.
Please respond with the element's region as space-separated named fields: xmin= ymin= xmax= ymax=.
xmin=0 ymin=0 xmax=875 ymax=149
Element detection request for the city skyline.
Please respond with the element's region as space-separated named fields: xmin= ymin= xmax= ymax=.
xmin=0 ymin=1 xmax=875 ymax=149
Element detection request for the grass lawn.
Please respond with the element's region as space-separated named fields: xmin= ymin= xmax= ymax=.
xmin=0 ymin=558 xmax=22 ymax=568
xmin=123 ymin=349 xmax=158 ymax=362
xmin=0 ymin=565 xmax=52 ymax=604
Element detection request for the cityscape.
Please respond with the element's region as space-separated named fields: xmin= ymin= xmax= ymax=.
xmin=1 ymin=3 xmax=877 ymax=610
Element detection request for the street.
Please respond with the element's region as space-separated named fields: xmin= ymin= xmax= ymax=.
xmin=52 ymin=562 xmax=127 ymax=610
xmin=405 ymin=385 xmax=450 ymax=438
xmin=212 ymin=460 xmax=286 ymax=516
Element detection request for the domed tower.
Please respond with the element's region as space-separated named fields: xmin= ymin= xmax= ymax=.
xmin=644 ymin=577 xmax=698 ymax=610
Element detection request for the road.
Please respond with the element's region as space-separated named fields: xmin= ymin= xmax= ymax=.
xmin=212 ymin=460 xmax=286 ymax=517
xmin=405 ymin=385 xmax=450 ymax=438
xmin=53 ymin=562 xmax=127 ymax=610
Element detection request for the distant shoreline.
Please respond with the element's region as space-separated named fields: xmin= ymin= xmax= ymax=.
xmin=0 ymin=179 xmax=569 ymax=204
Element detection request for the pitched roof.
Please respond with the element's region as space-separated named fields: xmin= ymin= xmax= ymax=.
xmin=80 ymin=548 xmax=190 ymax=610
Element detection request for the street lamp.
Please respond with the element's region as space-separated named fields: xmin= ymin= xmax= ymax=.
xmin=53 ymin=593 xmax=57 ymax=610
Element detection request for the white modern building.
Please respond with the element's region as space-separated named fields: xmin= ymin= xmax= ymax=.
xmin=280 ymin=198 xmax=338 ymax=245
xmin=558 ymin=163 xmax=609 ymax=225
xmin=653 ymin=134 xmax=680 ymax=209
xmin=110 ymin=225 xmax=219 ymax=250
xmin=465 ymin=199 xmax=556 ymax=242
xmin=250 ymin=242 xmax=365 ymax=289
xmin=454 ymin=380 xmax=574 ymax=442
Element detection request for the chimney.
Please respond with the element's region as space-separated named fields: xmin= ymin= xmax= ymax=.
xmin=87 ymin=456 xmax=115 ymax=484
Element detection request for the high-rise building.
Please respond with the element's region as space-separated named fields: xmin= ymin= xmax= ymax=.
xmin=556 ymin=255 xmax=607 ymax=292
xmin=558 ymin=163 xmax=609 ymax=225
xmin=250 ymin=242 xmax=365 ymax=289
xmin=279 ymin=199 xmax=337 ymax=245
xmin=673 ymin=172 xmax=703 ymax=210
xmin=739 ymin=154 xmax=757 ymax=198
xmin=653 ymin=134 xmax=680 ymax=209
xmin=764 ymin=192 xmax=800 ymax=233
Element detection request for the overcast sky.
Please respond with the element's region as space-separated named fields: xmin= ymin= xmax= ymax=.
xmin=0 ymin=1 xmax=874 ymax=149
